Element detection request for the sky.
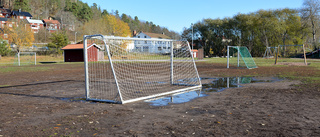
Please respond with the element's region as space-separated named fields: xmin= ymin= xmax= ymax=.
xmin=81 ymin=0 xmax=304 ymax=33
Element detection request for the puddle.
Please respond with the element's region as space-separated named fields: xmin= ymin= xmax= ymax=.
xmin=145 ymin=90 xmax=207 ymax=106
xmin=146 ymin=77 xmax=282 ymax=106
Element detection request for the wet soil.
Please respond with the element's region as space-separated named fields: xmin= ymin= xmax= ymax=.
xmin=0 ymin=62 xmax=320 ymax=136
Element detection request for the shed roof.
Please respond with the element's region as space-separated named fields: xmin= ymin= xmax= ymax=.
xmin=61 ymin=43 xmax=101 ymax=50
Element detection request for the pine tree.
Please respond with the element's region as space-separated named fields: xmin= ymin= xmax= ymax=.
xmin=13 ymin=0 xmax=31 ymax=12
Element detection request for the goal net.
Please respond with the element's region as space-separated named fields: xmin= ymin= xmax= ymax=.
xmin=227 ymin=46 xmax=257 ymax=69
xmin=13 ymin=52 xmax=36 ymax=66
xmin=84 ymin=35 xmax=202 ymax=104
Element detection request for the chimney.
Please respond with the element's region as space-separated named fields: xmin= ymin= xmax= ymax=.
xmin=19 ymin=9 xmax=21 ymax=12
xmin=133 ymin=30 xmax=137 ymax=37
xmin=162 ymin=32 xmax=165 ymax=35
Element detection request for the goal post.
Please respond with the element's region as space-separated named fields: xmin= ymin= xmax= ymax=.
xmin=227 ymin=46 xmax=257 ymax=69
xmin=13 ymin=52 xmax=37 ymax=66
xmin=83 ymin=35 xmax=202 ymax=104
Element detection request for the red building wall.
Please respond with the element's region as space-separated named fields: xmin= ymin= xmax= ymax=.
xmin=87 ymin=46 xmax=98 ymax=62
xmin=63 ymin=46 xmax=99 ymax=62
xmin=64 ymin=49 xmax=84 ymax=62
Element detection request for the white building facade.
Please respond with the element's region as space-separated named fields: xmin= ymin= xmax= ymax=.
xmin=133 ymin=32 xmax=172 ymax=54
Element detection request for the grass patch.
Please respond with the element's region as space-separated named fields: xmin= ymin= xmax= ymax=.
xmin=0 ymin=66 xmax=52 ymax=73
xmin=0 ymin=55 xmax=64 ymax=66
xmin=0 ymin=85 xmax=10 ymax=87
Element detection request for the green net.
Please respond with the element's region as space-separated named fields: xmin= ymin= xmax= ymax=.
xmin=228 ymin=46 xmax=257 ymax=69
xmin=238 ymin=47 xmax=257 ymax=69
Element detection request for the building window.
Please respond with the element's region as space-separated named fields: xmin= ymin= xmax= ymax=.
xmin=158 ymin=47 xmax=162 ymax=51
xmin=138 ymin=36 xmax=140 ymax=38
xmin=144 ymin=36 xmax=147 ymax=38
xmin=163 ymin=46 xmax=166 ymax=49
xmin=143 ymin=46 xmax=149 ymax=52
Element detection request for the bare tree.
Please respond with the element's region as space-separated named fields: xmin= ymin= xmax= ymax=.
xmin=300 ymin=0 xmax=320 ymax=47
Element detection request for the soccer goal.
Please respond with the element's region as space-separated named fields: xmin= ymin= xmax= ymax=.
xmin=274 ymin=44 xmax=307 ymax=65
xmin=83 ymin=34 xmax=202 ymax=104
xmin=227 ymin=46 xmax=257 ymax=69
xmin=13 ymin=52 xmax=37 ymax=66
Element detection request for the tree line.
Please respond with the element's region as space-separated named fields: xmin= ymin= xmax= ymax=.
xmin=182 ymin=0 xmax=320 ymax=57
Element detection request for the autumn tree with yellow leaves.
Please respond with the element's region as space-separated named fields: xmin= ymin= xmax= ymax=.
xmin=81 ymin=14 xmax=131 ymax=49
xmin=82 ymin=14 xmax=131 ymax=37
xmin=4 ymin=21 xmax=34 ymax=53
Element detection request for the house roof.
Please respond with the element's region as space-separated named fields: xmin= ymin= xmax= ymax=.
xmin=142 ymin=32 xmax=171 ymax=39
xmin=0 ymin=8 xmax=11 ymax=14
xmin=26 ymin=18 xmax=43 ymax=24
xmin=12 ymin=10 xmax=32 ymax=17
xmin=61 ymin=43 xmax=101 ymax=50
xmin=43 ymin=19 xmax=60 ymax=24
xmin=0 ymin=17 xmax=8 ymax=21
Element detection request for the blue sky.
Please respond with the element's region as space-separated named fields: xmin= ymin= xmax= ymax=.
xmin=81 ymin=0 xmax=303 ymax=33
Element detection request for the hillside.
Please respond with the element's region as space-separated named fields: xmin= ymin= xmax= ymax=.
xmin=0 ymin=0 xmax=180 ymax=40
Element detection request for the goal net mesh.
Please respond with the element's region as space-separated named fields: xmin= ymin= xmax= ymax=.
xmin=84 ymin=35 xmax=201 ymax=104
xmin=13 ymin=52 xmax=36 ymax=66
xmin=228 ymin=46 xmax=257 ymax=69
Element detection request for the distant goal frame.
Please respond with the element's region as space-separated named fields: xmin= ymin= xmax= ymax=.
xmin=83 ymin=34 xmax=202 ymax=104
xmin=14 ymin=52 xmax=37 ymax=66
xmin=227 ymin=46 xmax=257 ymax=69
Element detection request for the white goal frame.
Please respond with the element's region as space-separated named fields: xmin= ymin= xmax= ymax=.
xmin=83 ymin=34 xmax=202 ymax=104
xmin=14 ymin=52 xmax=37 ymax=66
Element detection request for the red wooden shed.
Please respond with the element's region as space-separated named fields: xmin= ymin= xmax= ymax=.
xmin=61 ymin=43 xmax=101 ymax=62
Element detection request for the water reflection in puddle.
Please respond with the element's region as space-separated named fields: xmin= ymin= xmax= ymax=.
xmin=146 ymin=77 xmax=281 ymax=106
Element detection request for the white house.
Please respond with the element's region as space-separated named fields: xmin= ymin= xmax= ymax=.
xmin=26 ymin=18 xmax=44 ymax=33
xmin=133 ymin=32 xmax=172 ymax=54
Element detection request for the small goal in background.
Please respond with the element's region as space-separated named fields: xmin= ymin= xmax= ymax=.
xmin=83 ymin=35 xmax=202 ymax=104
xmin=13 ymin=52 xmax=36 ymax=66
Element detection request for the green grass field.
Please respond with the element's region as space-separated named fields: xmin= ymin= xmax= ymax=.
xmin=1 ymin=56 xmax=319 ymax=83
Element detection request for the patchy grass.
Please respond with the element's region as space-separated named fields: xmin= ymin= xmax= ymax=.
xmin=0 ymin=85 xmax=10 ymax=87
xmin=0 ymin=55 xmax=64 ymax=66
xmin=0 ymin=66 xmax=52 ymax=73
xmin=201 ymin=57 xmax=320 ymax=84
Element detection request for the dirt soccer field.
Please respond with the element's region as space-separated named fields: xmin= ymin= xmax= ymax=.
xmin=0 ymin=59 xmax=320 ymax=136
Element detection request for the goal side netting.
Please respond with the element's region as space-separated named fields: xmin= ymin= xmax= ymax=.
xmin=13 ymin=52 xmax=37 ymax=66
xmin=227 ymin=46 xmax=257 ymax=69
xmin=84 ymin=35 xmax=202 ymax=104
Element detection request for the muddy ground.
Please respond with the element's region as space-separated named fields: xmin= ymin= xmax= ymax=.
xmin=0 ymin=62 xmax=320 ymax=136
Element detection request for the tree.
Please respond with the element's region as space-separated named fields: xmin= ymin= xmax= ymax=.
xmin=301 ymin=0 xmax=320 ymax=47
xmin=0 ymin=39 xmax=10 ymax=56
xmin=4 ymin=20 xmax=34 ymax=53
xmin=47 ymin=31 xmax=69 ymax=55
xmin=101 ymin=9 xmax=109 ymax=16
xmin=13 ymin=0 xmax=31 ymax=12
